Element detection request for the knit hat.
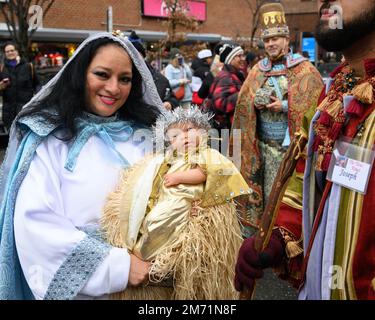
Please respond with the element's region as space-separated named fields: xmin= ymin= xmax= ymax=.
xmin=128 ymin=31 xmax=146 ymax=57
xmin=219 ymin=44 xmax=244 ymax=64
xmin=198 ymin=49 xmax=212 ymax=60
xmin=259 ymin=2 xmax=289 ymax=39
xmin=169 ymin=47 xmax=181 ymax=60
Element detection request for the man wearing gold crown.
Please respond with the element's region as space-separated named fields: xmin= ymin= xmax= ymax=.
xmin=235 ymin=0 xmax=375 ymax=300
xmin=232 ymin=2 xmax=323 ymax=237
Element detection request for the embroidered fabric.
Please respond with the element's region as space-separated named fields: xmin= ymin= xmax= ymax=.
xmin=258 ymin=52 xmax=307 ymax=72
xmin=258 ymin=63 xmax=289 ymax=145
xmin=44 ymin=235 xmax=111 ymax=300
xmin=0 ymin=132 xmax=43 ymax=299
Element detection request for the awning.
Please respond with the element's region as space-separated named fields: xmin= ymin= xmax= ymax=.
xmin=0 ymin=25 xmax=226 ymax=43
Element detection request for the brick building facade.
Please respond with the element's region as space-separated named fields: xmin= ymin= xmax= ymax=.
xmin=0 ymin=0 xmax=319 ymax=46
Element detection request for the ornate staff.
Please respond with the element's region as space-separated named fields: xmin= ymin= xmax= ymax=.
xmin=240 ymin=131 xmax=308 ymax=300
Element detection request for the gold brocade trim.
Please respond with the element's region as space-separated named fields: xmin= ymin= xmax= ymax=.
xmin=342 ymin=112 xmax=375 ymax=299
xmin=293 ymin=130 xmax=307 ymax=156
xmin=261 ymin=27 xmax=289 ymax=38
xmin=263 ymin=11 xmax=286 ymax=25
xmin=282 ymin=190 xmax=303 ymax=211
xmin=346 ymin=110 xmax=375 ymax=300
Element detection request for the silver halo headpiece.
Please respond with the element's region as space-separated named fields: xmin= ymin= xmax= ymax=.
xmin=154 ymin=105 xmax=213 ymax=147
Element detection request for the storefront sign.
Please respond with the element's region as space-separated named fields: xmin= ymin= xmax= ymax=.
xmin=142 ymin=0 xmax=206 ymax=21
xmin=302 ymin=37 xmax=316 ymax=62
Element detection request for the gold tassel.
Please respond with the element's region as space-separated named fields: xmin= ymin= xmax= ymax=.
xmin=285 ymin=239 xmax=303 ymax=258
xmin=316 ymin=153 xmax=324 ymax=171
xmin=352 ymin=81 xmax=374 ymax=104
xmin=326 ymin=99 xmax=343 ymax=118
xmin=317 ymin=96 xmax=330 ymax=111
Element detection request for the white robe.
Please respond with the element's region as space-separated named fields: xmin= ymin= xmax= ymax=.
xmin=14 ymin=134 xmax=144 ymax=300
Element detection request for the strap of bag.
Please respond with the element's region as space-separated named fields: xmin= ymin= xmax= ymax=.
xmin=29 ymin=62 xmax=34 ymax=81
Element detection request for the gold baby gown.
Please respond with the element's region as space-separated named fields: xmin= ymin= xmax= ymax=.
xmin=101 ymin=145 xmax=252 ymax=300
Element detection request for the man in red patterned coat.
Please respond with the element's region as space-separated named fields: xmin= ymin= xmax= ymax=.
xmin=232 ymin=2 xmax=323 ymax=237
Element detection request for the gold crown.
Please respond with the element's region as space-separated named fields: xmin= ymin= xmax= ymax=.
xmin=263 ymin=11 xmax=286 ymax=26
xmin=259 ymin=3 xmax=289 ymax=39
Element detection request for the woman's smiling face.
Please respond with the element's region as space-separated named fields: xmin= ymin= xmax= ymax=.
xmin=85 ymin=44 xmax=133 ymax=117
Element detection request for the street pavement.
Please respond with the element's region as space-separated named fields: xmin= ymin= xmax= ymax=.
xmin=253 ymin=269 xmax=298 ymax=300
xmin=0 ymin=136 xmax=297 ymax=300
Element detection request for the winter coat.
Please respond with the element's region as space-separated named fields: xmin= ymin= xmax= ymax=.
xmin=204 ymin=64 xmax=244 ymax=129
xmin=1 ymin=58 xmax=40 ymax=129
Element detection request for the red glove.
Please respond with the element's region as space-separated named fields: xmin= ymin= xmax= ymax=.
xmin=234 ymin=230 xmax=285 ymax=291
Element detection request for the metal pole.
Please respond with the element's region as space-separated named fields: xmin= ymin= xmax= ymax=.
xmin=107 ymin=6 xmax=113 ymax=33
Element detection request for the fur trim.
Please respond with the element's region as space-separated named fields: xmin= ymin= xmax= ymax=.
xmin=102 ymin=170 xmax=242 ymax=299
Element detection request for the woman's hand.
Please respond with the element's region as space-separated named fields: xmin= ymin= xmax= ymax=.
xmin=128 ymin=254 xmax=151 ymax=287
xmin=0 ymin=79 xmax=10 ymax=90
xmin=179 ymin=78 xmax=190 ymax=85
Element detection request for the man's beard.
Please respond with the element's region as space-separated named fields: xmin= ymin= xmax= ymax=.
xmin=315 ymin=6 xmax=375 ymax=52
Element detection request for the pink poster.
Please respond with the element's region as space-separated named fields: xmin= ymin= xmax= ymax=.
xmin=142 ymin=0 xmax=207 ymax=21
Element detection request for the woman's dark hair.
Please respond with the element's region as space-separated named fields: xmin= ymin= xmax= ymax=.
xmin=3 ymin=41 xmax=19 ymax=53
xmin=19 ymin=37 xmax=160 ymax=140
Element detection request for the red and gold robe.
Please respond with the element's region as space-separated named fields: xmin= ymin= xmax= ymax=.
xmin=272 ymin=60 xmax=375 ymax=300
xmin=232 ymin=53 xmax=323 ymax=235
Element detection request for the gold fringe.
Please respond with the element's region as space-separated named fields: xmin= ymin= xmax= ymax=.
xmin=101 ymin=164 xmax=242 ymax=300
xmin=149 ymin=202 xmax=242 ymax=300
xmin=285 ymin=239 xmax=304 ymax=258
xmin=326 ymin=99 xmax=343 ymax=118
xmin=317 ymin=96 xmax=330 ymax=111
xmin=352 ymin=81 xmax=374 ymax=104
xmin=372 ymin=278 xmax=375 ymax=292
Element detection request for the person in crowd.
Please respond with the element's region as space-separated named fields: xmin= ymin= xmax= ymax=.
xmin=198 ymin=42 xmax=226 ymax=104
xmin=231 ymin=2 xmax=323 ymax=237
xmin=193 ymin=49 xmax=213 ymax=82
xmin=245 ymin=52 xmax=257 ymax=73
xmin=235 ymin=0 xmax=375 ymax=300
xmin=0 ymin=42 xmax=41 ymax=130
xmin=0 ymin=32 xmax=165 ymax=300
xmin=127 ymin=30 xmax=178 ymax=110
xmin=203 ymin=43 xmax=245 ymax=130
xmin=101 ymin=106 xmax=250 ymax=300
xmin=191 ymin=49 xmax=213 ymax=105
xmin=164 ymin=48 xmax=192 ymax=108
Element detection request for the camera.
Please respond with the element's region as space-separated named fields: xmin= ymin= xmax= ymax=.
xmin=177 ymin=56 xmax=184 ymax=66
